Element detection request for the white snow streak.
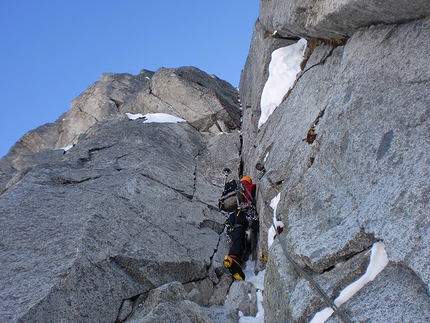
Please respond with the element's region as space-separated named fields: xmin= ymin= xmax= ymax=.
xmin=56 ymin=144 xmax=74 ymax=152
xmin=125 ymin=112 xmax=145 ymax=120
xmin=142 ymin=113 xmax=186 ymax=124
xmin=268 ymin=193 xmax=283 ymax=249
xmin=259 ymin=38 xmax=307 ymax=128
xmin=310 ymin=242 xmax=389 ymax=323
xmin=125 ymin=112 xmax=186 ymax=123
xmin=239 ymin=258 xmax=265 ymax=323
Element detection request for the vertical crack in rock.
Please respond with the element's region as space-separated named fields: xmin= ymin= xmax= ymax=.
xmin=307 ymin=108 xmax=325 ymax=143
xmin=208 ymin=225 xmax=223 ymax=267
xmin=298 ymin=38 xmax=348 ymax=82
xmin=303 ymin=109 xmax=326 ymax=171
xmin=51 ymin=175 xmax=102 ymax=185
xmin=192 ymin=148 xmax=206 ymax=199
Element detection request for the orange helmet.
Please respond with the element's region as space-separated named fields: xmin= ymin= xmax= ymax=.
xmin=241 ymin=176 xmax=252 ymax=184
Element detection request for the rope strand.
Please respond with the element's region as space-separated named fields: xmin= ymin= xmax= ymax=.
xmin=270 ymin=216 xmax=353 ymax=323
xmin=258 ymin=183 xmax=353 ymax=323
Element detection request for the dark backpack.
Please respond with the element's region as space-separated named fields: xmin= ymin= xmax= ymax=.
xmin=218 ymin=179 xmax=244 ymax=212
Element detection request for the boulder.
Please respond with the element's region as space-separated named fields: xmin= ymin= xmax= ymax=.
xmin=149 ymin=66 xmax=241 ymax=132
xmin=202 ymin=305 xmax=239 ymax=323
xmin=225 ymin=280 xmax=258 ymax=317
xmin=57 ymin=71 xmax=153 ymax=148
xmin=123 ymin=282 xmax=213 ymax=323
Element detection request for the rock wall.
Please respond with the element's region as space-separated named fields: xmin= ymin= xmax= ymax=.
xmin=0 ymin=67 xmax=258 ymax=323
xmin=239 ymin=1 xmax=430 ymax=322
xmin=1 ymin=1 xmax=430 ymax=322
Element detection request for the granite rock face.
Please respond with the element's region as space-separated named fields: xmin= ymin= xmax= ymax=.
xmin=239 ymin=2 xmax=430 ymax=322
xmin=0 ymin=68 xmax=243 ymax=322
xmin=2 ymin=1 xmax=430 ymax=322
xmin=239 ymin=19 xmax=297 ymax=173
xmin=3 ymin=66 xmax=240 ymax=162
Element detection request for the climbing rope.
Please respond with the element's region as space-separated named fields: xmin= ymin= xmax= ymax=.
xmin=270 ymin=219 xmax=353 ymax=323
xmin=258 ymin=185 xmax=354 ymax=323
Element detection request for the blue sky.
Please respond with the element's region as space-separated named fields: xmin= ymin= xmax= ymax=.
xmin=0 ymin=1 xmax=259 ymax=158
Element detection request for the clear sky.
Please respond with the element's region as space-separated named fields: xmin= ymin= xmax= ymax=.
xmin=0 ymin=1 xmax=259 ymax=158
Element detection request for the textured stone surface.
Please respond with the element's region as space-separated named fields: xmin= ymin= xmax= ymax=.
xmin=326 ymin=263 xmax=430 ymax=322
xmin=2 ymin=1 xmax=430 ymax=321
xmin=239 ymin=19 xmax=296 ymax=178
xmin=0 ymin=116 xmax=241 ymax=322
xmin=2 ymin=66 xmax=240 ymax=163
xmin=259 ymin=0 xmax=430 ymax=39
xmin=241 ymin=14 xmax=430 ymax=323
xmin=124 ymin=282 xmax=213 ymax=323
xmin=150 ymin=66 xmax=241 ymax=132
xmin=202 ymin=305 xmax=239 ymax=323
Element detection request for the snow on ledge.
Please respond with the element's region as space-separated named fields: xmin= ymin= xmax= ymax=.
xmin=125 ymin=112 xmax=186 ymax=123
xmin=125 ymin=112 xmax=145 ymax=120
xmin=268 ymin=193 xmax=283 ymax=248
xmin=310 ymin=241 xmax=389 ymax=323
xmin=143 ymin=113 xmax=186 ymax=124
xmin=258 ymin=38 xmax=307 ymax=128
xmin=56 ymin=144 xmax=74 ymax=152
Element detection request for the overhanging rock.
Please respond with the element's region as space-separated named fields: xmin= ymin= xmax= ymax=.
xmin=259 ymin=0 xmax=430 ymax=39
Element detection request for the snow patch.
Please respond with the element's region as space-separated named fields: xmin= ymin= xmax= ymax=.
xmin=268 ymin=193 xmax=283 ymax=248
xmin=239 ymin=258 xmax=265 ymax=323
xmin=143 ymin=113 xmax=186 ymax=124
xmin=310 ymin=242 xmax=389 ymax=323
xmin=125 ymin=112 xmax=145 ymax=120
xmin=125 ymin=112 xmax=186 ymax=123
xmin=243 ymin=260 xmax=265 ymax=292
xmin=259 ymin=38 xmax=307 ymax=128
xmin=56 ymin=144 xmax=74 ymax=152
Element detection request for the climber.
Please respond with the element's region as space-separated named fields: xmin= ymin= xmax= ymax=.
xmin=223 ymin=175 xmax=258 ymax=280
